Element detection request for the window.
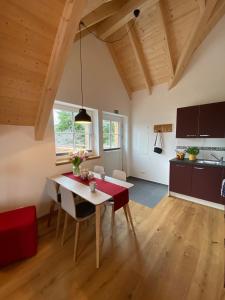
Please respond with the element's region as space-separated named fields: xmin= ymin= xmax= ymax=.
xmin=103 ymin=118 xmax=121 ymax=150
xmin=53 ymin=103 xmax=94 ymax=157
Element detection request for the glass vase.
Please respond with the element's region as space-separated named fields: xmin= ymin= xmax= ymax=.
xmin=72 ymin=165 xmax=80 ymax=176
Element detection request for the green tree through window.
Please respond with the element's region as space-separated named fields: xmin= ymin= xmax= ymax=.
xmin=53 ymin=109 xmax=92 ymax=155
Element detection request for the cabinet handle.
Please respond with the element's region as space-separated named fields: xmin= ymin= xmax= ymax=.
xmin=199 ymin=134 xmax=210 ymax=137
xmin=194 ymin=167 xmax=205 ymax=170
xmin=175 ymin=164 xmax=185 ymax=167
xmin=186 ymin=134 xmax=196 ymax=137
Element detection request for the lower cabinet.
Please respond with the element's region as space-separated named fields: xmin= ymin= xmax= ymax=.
xmin=169 ymin=163 xmax=192 ymax=195
xmin=170 ymin=162 xmax=224 ymax=205
xmin=191 ymin=165 xmax=223 ymax=204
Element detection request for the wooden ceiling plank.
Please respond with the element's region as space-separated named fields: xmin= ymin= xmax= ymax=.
xmin=197 ymin=0 xmax=206 ymax=14
xmin=169 ymin=0 xmax=219 ymax=89
xmin=127 ymin=21 xmax=152 ymax=93
xmin=158 ymin=0 xmax=175 ymax=80
xmin=35 ymin=0 xmax=87 ymax=140
xmin=97 ymin=0 xmax=159 ymax=40
xmin=107 ymin=43 xmax=132 ymax=99
xmin=198 ymin=0 xmax=225 ymax=47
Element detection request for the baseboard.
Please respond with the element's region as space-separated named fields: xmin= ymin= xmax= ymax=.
xmin=170 ymin=192 xmax=224 ymax=211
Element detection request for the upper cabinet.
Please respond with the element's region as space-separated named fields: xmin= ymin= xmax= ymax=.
xmin=176 ymin=101 xmax=225 ymax=138
xmin=176 ymin=106 xmax=199 ymax=138
xmin=198 ymin=102 xmax=225 ymax=138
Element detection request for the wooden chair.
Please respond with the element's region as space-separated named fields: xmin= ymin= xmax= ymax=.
xmin=111 ymin=170 xmax=135 ymax=233
xmin=94 ymin=165 xmax=105 ymax=174
xmin=60 ymin=186 xmax=95 ymax=262
xmin=46 ymin=178 xmax=62 ymax=238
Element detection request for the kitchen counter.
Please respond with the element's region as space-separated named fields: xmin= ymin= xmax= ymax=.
xmin=170 ymin=158 xmax=225 ymax=168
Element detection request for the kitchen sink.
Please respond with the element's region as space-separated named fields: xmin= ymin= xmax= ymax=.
xmin=197 ymin=159 xmax=222 ymax=165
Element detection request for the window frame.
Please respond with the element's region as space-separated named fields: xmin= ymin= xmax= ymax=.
xmin=103 ymin=114 xmax=122 ymax=151
xmin=53 ymin=102 xmax=95 ymax=159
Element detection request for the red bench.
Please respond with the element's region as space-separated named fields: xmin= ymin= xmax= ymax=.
xmin=0 ymin=206 xmax=38 ymax=267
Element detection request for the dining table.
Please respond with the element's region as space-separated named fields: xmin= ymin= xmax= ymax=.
xmin=51 ymin=172 xmax=134 ymax=268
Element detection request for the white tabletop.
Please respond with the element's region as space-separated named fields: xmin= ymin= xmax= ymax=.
xmin=51 ymin=173 xmax=134 ymax=206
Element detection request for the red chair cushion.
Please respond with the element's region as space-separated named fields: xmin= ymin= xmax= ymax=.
xmin=0 ymin=206 xmax=38 ymax=267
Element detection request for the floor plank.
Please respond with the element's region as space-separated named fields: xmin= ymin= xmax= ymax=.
xmin=0 ymin=197 xmax=224 ymax=300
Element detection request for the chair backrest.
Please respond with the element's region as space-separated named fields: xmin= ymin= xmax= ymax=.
xmin=94 ymin=165 xmax=105 ymax=174
xmin=46 ymin=178 xmax=59 ymax=203
xmin=112 ymin=169 xmax=127 ymax=181
xmin=60 ymin=186 xmax=76 ymax=219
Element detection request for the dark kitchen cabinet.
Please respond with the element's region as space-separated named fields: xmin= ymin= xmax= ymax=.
xmin=176 ymin=106 xmax=199 ymax=138
xmin=170 ymin=160 xmax=224 ymax=205
xmin=169 ymin=163 xmax=192 ymax=195
xmin=191 ymin=165 xmax=223 ymax=204
xmin=198 ymin=102 xmax=225 ymax=138
xmin=176 ymin=101 xmax=225 ymax=138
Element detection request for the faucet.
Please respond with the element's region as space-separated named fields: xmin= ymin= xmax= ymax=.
xmin=210 ymin=153 xmax=224 ymax=163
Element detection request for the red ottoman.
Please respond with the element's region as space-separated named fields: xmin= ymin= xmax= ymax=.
xmin=0 ymin=206 xmax=38 ymax=267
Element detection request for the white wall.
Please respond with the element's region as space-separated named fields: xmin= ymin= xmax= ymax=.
xmin=0 ymin=35 xmax=130 ymax=216
xmin=131 ymin=16 xmax=225 ymax=185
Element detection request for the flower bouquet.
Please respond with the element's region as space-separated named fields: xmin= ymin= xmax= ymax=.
xmin=70 ymin=150 xmax=89 ymax=176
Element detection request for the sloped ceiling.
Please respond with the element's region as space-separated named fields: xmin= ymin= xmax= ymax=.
xmin=0 ymin=0 xmax=225 ymax=139
xmin=0 ymin=0 xmax=66 ymax=126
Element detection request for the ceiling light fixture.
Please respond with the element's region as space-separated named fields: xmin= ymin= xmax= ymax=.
xmin=75 ymin=23 xmax=92 ymax=124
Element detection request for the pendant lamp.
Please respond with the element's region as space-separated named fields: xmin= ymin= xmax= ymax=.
xmin=75 ymin=23 xmax=92 ymax=124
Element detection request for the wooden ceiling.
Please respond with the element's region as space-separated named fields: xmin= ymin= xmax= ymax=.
xmin=0 ymin=0 xmax=225 ymax=139
xmin=78 ymin=0 xmax=225 ymax=97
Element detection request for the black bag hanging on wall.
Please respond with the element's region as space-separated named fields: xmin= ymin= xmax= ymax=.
xmin=154 ymin=131 xmax=163 ymax=154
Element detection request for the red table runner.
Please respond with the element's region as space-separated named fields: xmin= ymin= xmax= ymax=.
xmin=63 ymin=172 xmax=129 ymax=211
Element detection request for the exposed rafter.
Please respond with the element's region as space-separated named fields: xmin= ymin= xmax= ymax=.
xmin=82 ymin=0 xmax=112 ymax=17
xmin=35 ymin=0 xmax=87 ymax=140
xmin=97 ymin=0 xmax=159 ymax=40
xmin=74 ymin=24 xmax=98 ymax=42
xmin=127 ymin=21 xmax=152 ymax=93
xmin=158 ymin=0 xmax=174 ymax=80
xmin=107 ymin=44 xmax=132 ymax=99
xmin=74 ymin=0 xmax=126 ymax=41
xmin=169 ymin=0 xmax=219 ymax=89
xmin=81 ymin=0 xmax=125 ymax=31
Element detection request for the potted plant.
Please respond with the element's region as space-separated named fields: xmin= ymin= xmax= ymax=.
xmin=186 ymin=147 xmax=199 ymax=161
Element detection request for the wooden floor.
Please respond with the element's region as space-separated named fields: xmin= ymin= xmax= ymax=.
xmin=0 ymin=197 xmax=224 ymax=300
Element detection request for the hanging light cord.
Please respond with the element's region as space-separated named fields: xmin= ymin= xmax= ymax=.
xmin=79 ymin=9 xmax=140 ymax=44
xmin=79 ymin=23 xmax=84 ymax=107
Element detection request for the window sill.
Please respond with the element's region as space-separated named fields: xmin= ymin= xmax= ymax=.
xmin=104 ymin=148 xmax=121 ymax=151
xmin=55 ymin=155 xmax=100 ymax=166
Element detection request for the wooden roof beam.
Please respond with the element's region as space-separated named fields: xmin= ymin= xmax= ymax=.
xmin=158 ymin=0 xmax=174 ymax=80
xmin=82 ymin=0 xmax=113 ymax=17
xmin=74 ymin=0 xmax=126 ymax=41
xmin=74 ymin=24 xmax=98 ymax=42
xmin=35 ymin=0 xmax=87 ymax=140
xmin=169 ymin=0 xmax=219 ymax=89
xmin=97 ymin=0 xmax=159 ymax=40
xmin=127 ymin=21 xmax=152 ymax=93
xmin=107 ymin=44 xmax=132 ymax=99
xmin=80 ymin=0 xmax=126 ymax=31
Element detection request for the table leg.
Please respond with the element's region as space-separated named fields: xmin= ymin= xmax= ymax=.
xmin=96 ymin=204 xmax=101 ymax=269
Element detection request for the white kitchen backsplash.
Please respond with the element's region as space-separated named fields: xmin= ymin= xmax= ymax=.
xmin=176 ymin=138 xmax=225 ymax=160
